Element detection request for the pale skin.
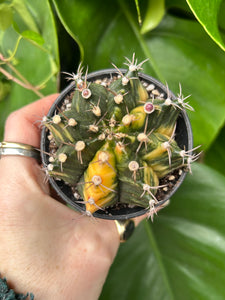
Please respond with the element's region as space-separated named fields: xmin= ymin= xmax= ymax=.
xmin=0 ymin=94 xmax=143 ymax=299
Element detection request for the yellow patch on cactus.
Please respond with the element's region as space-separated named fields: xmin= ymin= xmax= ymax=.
xmin=156 ymin=125 xmax=175 ymax=138
xmin=138 ymin=85 xmax=148 ymax=102
xmin=143 ymin=144 xmax=167 ymax=162
xmin=130 ymin=106 xmax=146 ymax=130
xmin=132 ymin=81 xmax=148 ymax=103
xmin=115 ymin=142 xmax=126 ymax=156
xmin=83 ymin=145 xmax=118 ymax=214
xmin=143 ymin=163 xmax=159 ymax=187
xmin=149 ymin=163 xmax=171 ymax=179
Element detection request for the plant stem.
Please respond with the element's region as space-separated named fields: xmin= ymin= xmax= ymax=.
xmin=0 ymin=66 xmax=44 ymax=98
xmin=134 ymin=0 xmax=142 ymax=25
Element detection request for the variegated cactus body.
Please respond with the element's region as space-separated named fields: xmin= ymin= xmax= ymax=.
xmin=43 ymin=54 xmax=198 ymax=219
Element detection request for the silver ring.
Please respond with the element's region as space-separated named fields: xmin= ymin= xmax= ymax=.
xmin=0 ymin=142 xmax=40 ymax=161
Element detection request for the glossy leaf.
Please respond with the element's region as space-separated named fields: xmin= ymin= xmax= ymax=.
xmin=100 ymin=163 xmax=225 ymax=299
xmin=0 ymin=0 xmax=59 ymax=139
xmin=21 ymin=30 xmax=45 ymax=45
xmin=53 ymin=0 xmax=225 ymax=149
xmin=186 ymin=0 xmax=225 ymax=51
xmin=204 ymin=125 xmax=225 ymax=176
xmin=218 ymin=0 xmax=225 ymax=31
xmin=12 ymin=0 xmax=39 ymax=32
xmin=141 ymin=0 xmax=165 ymax=34
xmin=0 ymin=3 xmax=13 ymax=30
xmin=0 ymin=81 xmax=11 ymax=101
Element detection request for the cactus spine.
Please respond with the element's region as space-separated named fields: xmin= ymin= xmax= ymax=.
xmin=43 ymin=54 xmax=198 ymax=219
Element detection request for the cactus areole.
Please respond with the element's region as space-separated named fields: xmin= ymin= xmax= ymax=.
xmin=41 ymin=55 xmax=195 ymax=220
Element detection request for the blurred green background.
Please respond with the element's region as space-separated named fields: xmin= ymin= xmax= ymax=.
xmin=1 ymin=0 xmax=225 ymax=299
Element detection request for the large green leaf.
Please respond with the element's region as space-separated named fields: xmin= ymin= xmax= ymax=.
xmin=0 ymin=0 xmax=59 ymax=139
xmin=100 ymin=163 xmax=225 ymax=300
xmin=186 ymin=0 xmax=225 ymax=51
xmin=53 ymin=0 xmax=225 ymax=149
xmin=204 ymin=125 xmax=225 ymax=176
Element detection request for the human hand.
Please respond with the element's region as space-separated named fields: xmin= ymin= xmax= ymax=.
xmin=0 ymin=94 xmax=142 ymax=299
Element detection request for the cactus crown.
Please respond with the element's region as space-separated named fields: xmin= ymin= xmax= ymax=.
xmin=43 ymin=54 xmax=199 ymax=220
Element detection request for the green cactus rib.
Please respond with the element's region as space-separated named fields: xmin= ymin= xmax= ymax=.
xmin=43 ymin=54 xmax=197 ymax=218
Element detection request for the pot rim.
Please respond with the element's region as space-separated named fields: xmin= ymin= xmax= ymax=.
xmin=41 ymin=69 xmax=193 ymax=220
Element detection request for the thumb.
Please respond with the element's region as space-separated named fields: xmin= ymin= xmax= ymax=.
xmin=1 ymin=94 xmax=59 ymax=191
xmin=4 ymin=94 xmax=59 ymax=148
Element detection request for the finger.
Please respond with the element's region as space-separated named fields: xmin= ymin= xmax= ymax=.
xmin=134 ymin=214 xmax=147 ymax=226
xmin=4 ymin=94 xmax=59 ymax=148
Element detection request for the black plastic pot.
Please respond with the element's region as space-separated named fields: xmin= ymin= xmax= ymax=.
xmin=41 ymin=69 xmax=193 ymax=220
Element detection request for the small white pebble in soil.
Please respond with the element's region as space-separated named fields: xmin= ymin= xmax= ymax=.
xmin=168 ymin=175 xmax=175 ymax=181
